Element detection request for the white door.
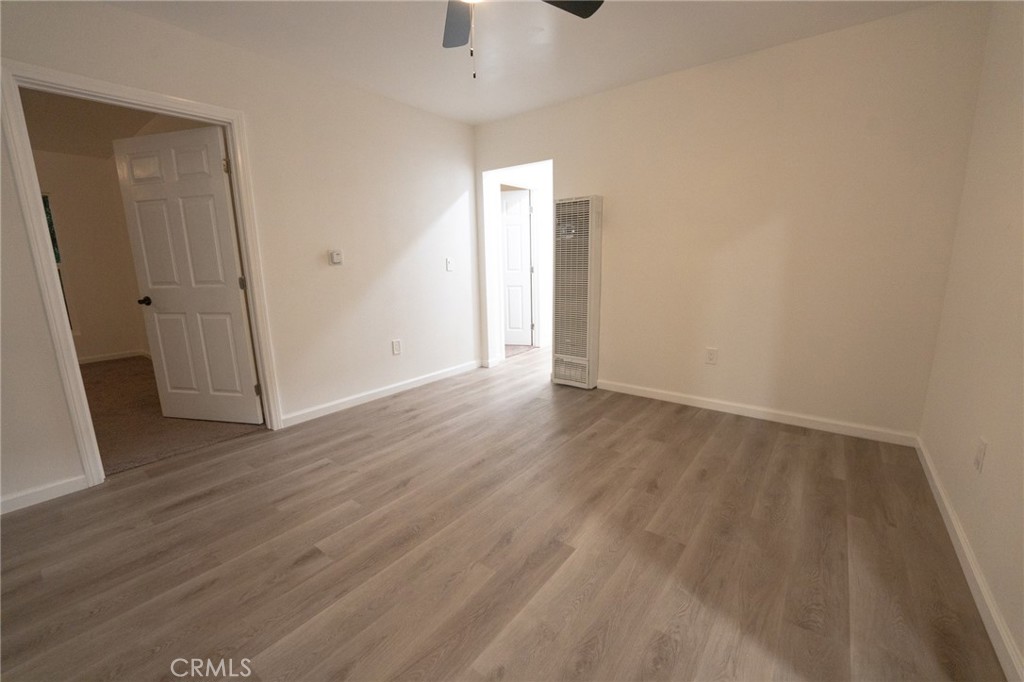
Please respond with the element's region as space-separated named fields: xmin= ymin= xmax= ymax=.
xmin=113 ymin=127 xmax=263 ymax=424
xmin=501 ymin=189 xmax=533 ymax=346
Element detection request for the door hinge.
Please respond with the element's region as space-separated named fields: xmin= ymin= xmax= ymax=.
xmin=222 ymin=157 xmax=231 ymax=174
xmin=254 ymin=383 xmax=261 ymax=397
xmin=530 ymin=265 xmax=535 ymax=274
xmin=238 ymin=275 xmax=247 ymax=291
xmin=531 ymin=323 xmax=535 ymax=330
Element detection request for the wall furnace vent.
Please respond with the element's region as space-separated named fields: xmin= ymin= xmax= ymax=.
xmin=552 ymin=195 xmax=602 ymax=389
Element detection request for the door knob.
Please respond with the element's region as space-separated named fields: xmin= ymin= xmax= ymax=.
xmin=137 ymin=296 xmax=152 ymax=306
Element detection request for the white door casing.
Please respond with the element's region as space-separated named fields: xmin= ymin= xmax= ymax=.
xmin=501 ymin=189 xmax=533 ymax=346
xmin=114 ymin=126 xmax=263 ymax=424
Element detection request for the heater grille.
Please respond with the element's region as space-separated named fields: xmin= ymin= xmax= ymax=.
xmin=552 ymin=196 xmax=602 ymax=389
xmin=554 ymin=199 xmax=590 ymax=358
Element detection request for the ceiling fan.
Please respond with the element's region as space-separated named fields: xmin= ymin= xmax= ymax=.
xmin=442 ymin=0 xmax=604 ymax=49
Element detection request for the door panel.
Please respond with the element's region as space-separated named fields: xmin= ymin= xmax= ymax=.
xmin=506 ymin=286 xmax=525 ymax=330
xmin=115 ymin=126 xmax=263 ymax=424
xmin=136 ymin=200 xmax=179 ymax=286
xmin=198 ymin=314 xmax=243 ymax=395
xmin=127 ymin=152 xmax=164 ymax=183
xmin=181 ymin=195 xmax=226 ymax=285
xmin=501 ymin=189 xmax=533 ymax=346
xmin=173 ymin=145 xmax=211 ymax=177
xmin=155 ymin=313 xmax=199 ymax=392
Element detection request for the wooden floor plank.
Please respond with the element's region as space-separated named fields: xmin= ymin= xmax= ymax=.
xmin=879 ymin=443 xmax=1005 ymax=681
xmin=0 ymin=351 xmax=1004 ymax=682
xmin=468 ymin=483 xmax=668 ymax=681
xmin=771 ymin=430 xmax=850 ymax=682
xmin=643 ymin=412 xmax=749 ymax=543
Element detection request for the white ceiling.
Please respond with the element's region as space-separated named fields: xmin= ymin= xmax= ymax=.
xmin=120 ymin=1 xmax=924 ymax=124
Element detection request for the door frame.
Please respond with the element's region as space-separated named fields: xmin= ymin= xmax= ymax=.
xmin=1 ymin=59 xmax=283 ymax=488
xmin=479 ymin=160 xmax=553 ymax=367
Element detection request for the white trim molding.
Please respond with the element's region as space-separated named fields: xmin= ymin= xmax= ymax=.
xmin=281 ymin=361 xmax=480 ymax=428
xmin=915 ymin=438 xmax=1024 ymax=681
xmin=596 ymin=379 xmax=919 ymax=446
xmin=1 ymin=73 xmax=106 ymax=489
xmin=0 ymin=476 xmax=89 ymax=514
xmin=1 ymin=60 xmax=283 ymax=503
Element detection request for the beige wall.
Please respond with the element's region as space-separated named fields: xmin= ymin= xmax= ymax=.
xmin=920 ymin=3 xmax=1024 ymax=672
xmin=476 ymin=3 xmax=988 ymax=437
xmin=1 ymin=2 xmax=479 ymax=503
xmin=1 ymin=136 xmax=86 ymax=502
xmin=133 ymin=114 xmax=206 ymax=137
xmin=33 ymin=150 xmax=148 ymax=363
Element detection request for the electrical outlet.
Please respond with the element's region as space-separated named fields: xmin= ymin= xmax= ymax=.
xmin=974 ymin=438 xmax=987 ymax=473
xmin=392 ymin=339 xmax=402 ymax=356
xmin=704 ymin=347 xmax=719 ymax=365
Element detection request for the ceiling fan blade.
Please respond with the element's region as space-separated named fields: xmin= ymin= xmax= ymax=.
xmin=541 ymin=0 xmax=604 ymax=19
xmin=442 ymin=0 xmax=472 ymax=48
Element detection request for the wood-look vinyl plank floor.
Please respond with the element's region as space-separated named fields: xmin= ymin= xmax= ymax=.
xmin=0 ymin=350 xmax=1005 ymax=681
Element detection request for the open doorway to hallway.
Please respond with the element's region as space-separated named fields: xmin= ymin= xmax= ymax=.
xmin=500 ymin=185 xmax=535 ymax=360
xmin=19 ymin=89 xmax=266 ymax=475
xmin=481 ymin=160 xmax=553 ymax=368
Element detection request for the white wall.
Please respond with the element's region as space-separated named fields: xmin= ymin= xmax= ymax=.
xmin=32 ymin=150 xmax=148 ymax=363
xmin=1 ymin=2 xmax=479 ymax=504
xmin=1 ymin=136 xmax=88 ymax=505
xmin=919 ymin=4 xmax=1024 ymax=676
xmin=476 ymin=3 xmax=989 ymax=439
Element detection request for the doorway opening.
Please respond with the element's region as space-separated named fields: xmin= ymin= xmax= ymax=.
xmin=480 ymin=160 xmax=553 ymax=367
xmin=500 ymin=185 xmax=535 ymax=359
xmin=3 ymin=63 xmax=280 ymax=488
xmin=20 ymin=89 xmax=266 ymax=475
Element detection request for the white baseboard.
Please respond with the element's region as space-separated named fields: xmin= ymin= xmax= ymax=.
xmin=595 ymin=380 xmax=918 ymax=446
xmin=281 ymin=361 xmax=481 ymax=428
xmin=1 ymin=475 xmax=89 ymax=514
xmin=915 ymin=438 xmax=1023 ymax=681
xmin=78 ymin=349 xmax=150 ymax=364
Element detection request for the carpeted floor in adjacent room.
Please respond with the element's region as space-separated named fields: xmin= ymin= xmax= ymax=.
xmin=79 ymin=355 xmax=264 ymax=475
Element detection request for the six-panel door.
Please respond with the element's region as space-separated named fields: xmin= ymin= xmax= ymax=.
xmin=501 ymin=189 xmax=534 ymax=347
xmin=113 ymin=126 xmax=263 ymax=424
